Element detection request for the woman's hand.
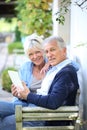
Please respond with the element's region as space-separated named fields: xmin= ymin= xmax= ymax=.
xmin=40 ymin=62 xmax=50 ymax=75
xmin=11 ymin=84 xmax=20 ymax=97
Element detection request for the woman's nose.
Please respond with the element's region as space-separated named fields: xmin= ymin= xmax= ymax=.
xmin=33 ymin=53 xmax=38 ymax=58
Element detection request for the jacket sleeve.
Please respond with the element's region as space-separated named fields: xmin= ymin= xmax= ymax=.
xmin=27 ymin=70 xmax=77 ymax=109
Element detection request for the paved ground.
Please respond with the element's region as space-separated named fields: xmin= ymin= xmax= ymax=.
xmin=0 ymin=43 xmax=17 ymax=101
xmin=0 ymin=43 xmax=14 ymax=73
xmin=0 ymin=76 xmax=13 ymax=101
xmin=0 ymin=85 xmax=13 ymax=101
xmin=0 ymin=42 xmax=29 ymax=101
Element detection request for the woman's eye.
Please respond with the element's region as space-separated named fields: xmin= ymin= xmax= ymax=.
xmin=35 ymin=51 xmax=41 ymax=54
xmin=28 ymin=53 xmax=33 ymax=57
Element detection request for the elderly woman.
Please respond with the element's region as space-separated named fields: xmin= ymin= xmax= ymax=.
xmin=0 ymin=34 xmax=48 ymax=130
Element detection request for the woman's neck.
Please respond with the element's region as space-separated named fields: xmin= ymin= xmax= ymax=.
xmin=34 ymin=61 xmax=45 ymax=71
xmin=33 ymin=61 xmax=45 ymax=80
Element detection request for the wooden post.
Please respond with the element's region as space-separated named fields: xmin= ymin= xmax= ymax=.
xmin=15 ymin=105 xmax=22 ymax=130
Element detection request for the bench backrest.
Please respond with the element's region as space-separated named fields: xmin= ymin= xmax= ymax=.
xmin=15 ymin=105 xmax=80 ymax=130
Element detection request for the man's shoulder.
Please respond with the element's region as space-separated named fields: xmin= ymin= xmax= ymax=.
xmin=56 ymin=65 xmax=76 ymax=77
xmin=62 ymin=64 xmax=76 ymax=72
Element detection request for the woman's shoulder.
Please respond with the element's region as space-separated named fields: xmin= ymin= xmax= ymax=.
xmin=20 ymin=61 xmax=33 ymax=70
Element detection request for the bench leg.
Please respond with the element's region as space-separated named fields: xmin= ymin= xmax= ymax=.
xmin=16 ymin=122 xmax=22 ymax=130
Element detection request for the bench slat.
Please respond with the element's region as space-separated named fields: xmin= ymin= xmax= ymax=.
xmin=22 ymin=106 xmax=79 ymax=113
xmin=22 ymin=113 xmax=78 ymax=121
xmin=22 ymin=126 xmax=75 ymax=130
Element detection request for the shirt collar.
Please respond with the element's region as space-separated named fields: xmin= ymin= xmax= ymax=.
xmin=48 ymin=59 xmax=71 ymax=72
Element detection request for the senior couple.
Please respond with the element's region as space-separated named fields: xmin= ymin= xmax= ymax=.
xmin=0 ymin=34 xmax=79 ymax=130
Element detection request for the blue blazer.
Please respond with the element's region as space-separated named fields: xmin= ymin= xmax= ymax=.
xmin=27 ymin=64 xmax=79 ymax=126
xmin=27 ymin=65 xmax=79 ymax=109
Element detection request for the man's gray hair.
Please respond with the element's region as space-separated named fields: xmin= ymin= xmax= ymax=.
xmin=43 ymin=36 xmax=66 ymax=48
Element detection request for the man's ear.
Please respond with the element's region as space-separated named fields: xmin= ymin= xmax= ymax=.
xmin=63 ymin=47 xmax=67 ymax=54
xmin=62 ymin=47 xmax=67 ymax=58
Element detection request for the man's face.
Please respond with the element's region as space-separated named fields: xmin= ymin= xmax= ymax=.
xmin=44 ymin=41 xmax=66 ymax=66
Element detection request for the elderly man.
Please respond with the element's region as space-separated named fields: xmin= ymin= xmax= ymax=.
xmin=0 ymin=36 xmax=79 ymax=129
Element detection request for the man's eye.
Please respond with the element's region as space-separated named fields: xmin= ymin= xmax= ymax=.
xmin=50 ymin=48 xmax=55 ymax=51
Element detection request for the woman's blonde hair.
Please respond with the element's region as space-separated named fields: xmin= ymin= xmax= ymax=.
xmin=23 ymin=33 xmax=44 ymax=56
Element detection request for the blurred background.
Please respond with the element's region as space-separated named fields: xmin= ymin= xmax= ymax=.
xmin=0 ymin=1 xmax=87 ymax=129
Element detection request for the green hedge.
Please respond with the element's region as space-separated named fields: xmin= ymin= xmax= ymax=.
xmin=1 ymin=67 xmax=17 ymax=92
xmin=8 ymin=41 xmax=24 ymax=54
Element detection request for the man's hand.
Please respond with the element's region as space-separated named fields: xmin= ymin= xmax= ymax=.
xmin=18 ymin=82 xmax=30 ymax=100
xmin=11 ymin=82 xmax=30 ymax=100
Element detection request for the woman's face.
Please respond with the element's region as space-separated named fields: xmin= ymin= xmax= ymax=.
xmin=28 ymin=47 xmax=44 ymax=66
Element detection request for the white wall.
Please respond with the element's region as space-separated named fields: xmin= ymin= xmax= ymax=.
xmin=70 ymin=1 xmax=87 ymax=47
xmin=52 ymin=0 xmax=70 ymax=44
xmin=57 ymin=0 xmax=70 ymax=45
xmin=70 ymin=2 xmax=87 ymax=129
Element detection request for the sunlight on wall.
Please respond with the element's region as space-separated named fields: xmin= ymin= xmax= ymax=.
xmin=70 ymin=2 xmax=87 ymax=47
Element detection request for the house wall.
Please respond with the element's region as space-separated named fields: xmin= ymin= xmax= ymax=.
xmin=70 ymin=1 xmax=87 ymax=47
xmin=57 ymin=1 xmax=70 ymax=45
xmin=70 ymin=2 xmax=87 ymax=130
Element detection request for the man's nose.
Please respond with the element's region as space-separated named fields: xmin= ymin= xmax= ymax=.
xmin=46 ymin=52 xmax=52 ymax=58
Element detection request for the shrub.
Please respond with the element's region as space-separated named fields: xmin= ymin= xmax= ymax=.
xmin=8 ymin=41 xmax=24 ymax=54
xmin=1 ymin=67 xmax=17 ymax=92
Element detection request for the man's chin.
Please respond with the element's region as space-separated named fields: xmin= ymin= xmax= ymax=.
xmin=50 ymin=61 xmax=59 ymax=66
xmin=50 ymin=62 xmax=56 ymax=66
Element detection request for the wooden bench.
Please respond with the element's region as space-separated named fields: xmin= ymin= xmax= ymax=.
xmin=15 ymin=105 xmax=81 ymax=130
